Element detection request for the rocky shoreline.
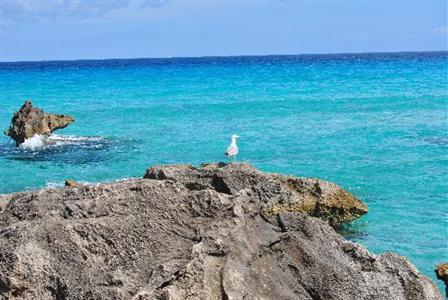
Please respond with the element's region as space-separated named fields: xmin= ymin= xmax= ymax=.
xmin=0 ymin=162 xmax=443 ymax=299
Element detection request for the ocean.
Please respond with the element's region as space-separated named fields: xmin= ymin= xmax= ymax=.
xmin=0 ymin=51 xmax=447 ymax=292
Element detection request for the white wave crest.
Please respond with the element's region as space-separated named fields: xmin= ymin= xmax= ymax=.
xmin=19 ymin=134 xmax=105 ymax=150
xmin=45 ymin=181 xmax=65 ymax=189
xmin=47 ymin=134 xmax=105 ymax=147
xmin=45 ymin=180 xmax=95 ymax=189
xmin=20 ymin=134 xmax=46 ymax=150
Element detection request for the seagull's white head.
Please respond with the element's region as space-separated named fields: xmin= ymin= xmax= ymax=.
xmin=231 ymin=134 xmax=240 ymax=139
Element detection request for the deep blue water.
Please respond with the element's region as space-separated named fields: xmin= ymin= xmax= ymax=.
xmin=0 ymin=52 xmax=447 ymax=292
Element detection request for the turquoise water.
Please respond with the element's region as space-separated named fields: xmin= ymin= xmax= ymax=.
xmin=0 ymin=52 xmax=447 ymax=292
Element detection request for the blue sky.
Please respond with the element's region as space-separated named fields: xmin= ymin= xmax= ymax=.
xmin=0 ymin=0 xmax=446 ymax=62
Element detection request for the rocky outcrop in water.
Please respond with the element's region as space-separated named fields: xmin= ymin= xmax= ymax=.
xmin=4 ymin=101 xmax=75 ymax=146
xmin=435 ymin=263 xmax=448 ymax=296
xmin=0 ymin=163 xmax=442 ymax=299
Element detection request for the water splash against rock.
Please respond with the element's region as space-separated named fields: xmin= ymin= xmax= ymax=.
xmin=4 ymin=101 xmax=75 ymax=146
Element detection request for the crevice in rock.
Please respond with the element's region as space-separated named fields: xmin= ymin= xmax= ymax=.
xmin=184 ymin=182 xmax=209 ymax=192
xmin=259 ymin=211 xmax=277 ymax=228
xmin=47 ymin=280 xmax=68 ymax=300
xmin=170 ymin=229 xmax=202 ymax=243
xmin=267 ymin=235 xmax=290 ymax=249
xmin=129 ymin=186 xmax=143 ymax=192
xmin=277 ymin=214 xmax=288 ymax=232
xmin=0 ymin=279 xmax=10 ymax=295
xmin=11 ymin=286 xmax=28 ymax=298
xmin=156 ymin=270 xmax=184 ymax=290
xmin=211 ymin=175 xmax=232 ymax=195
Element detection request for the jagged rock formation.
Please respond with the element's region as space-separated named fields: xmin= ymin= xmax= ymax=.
xmin=0 ymin=163 xmax=442 ymax=299
xmin=4 ymin=101 xmax=75 ymax=146
xmin=435 ymin=263 xmax=448 ymax=297
xmin=144 ymin=163 xmax=368 ymax=227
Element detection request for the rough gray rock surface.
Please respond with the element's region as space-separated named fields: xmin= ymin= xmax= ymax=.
xmin=4 ymin=101 xmax=75 ymax=145
xmin=0 ymin=163 xmax=442 ymax=299
xmin=145 ymin=163 xmax=368 ymax=226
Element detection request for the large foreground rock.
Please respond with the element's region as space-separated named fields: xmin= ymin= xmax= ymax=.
xmin=0 ymin=163 xmax=442 ymax=299
xmin=4 ymin=101 xmax=75 ymax=145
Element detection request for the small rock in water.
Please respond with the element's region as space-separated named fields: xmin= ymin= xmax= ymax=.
xmin=4 ymin=101 xmax=75 ymax=146
xmin=65 ymin=179 xmax=79 ymax=187
xmin=435 ymin=263 xmax=448 ymax=296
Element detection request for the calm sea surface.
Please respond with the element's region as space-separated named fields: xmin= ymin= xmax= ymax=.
xmin=0 ymin=52 xmax=447 ymax=291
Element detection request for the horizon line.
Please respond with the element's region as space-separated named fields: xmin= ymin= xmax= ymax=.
xmin=1 ymin=49 xmax=447 ymax=64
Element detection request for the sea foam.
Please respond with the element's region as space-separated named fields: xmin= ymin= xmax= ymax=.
xmin=20 ymin=135 xmax=46 ymax=150
xmin=19 ymin=134 xmax=106 ymax=150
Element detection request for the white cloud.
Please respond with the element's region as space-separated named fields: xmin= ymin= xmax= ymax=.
xmin=0 ymin=0 xmax=168 ymax=23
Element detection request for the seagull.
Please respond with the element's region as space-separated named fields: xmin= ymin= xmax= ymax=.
xmin=225 ymin=134 xmax=240 ymax=162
